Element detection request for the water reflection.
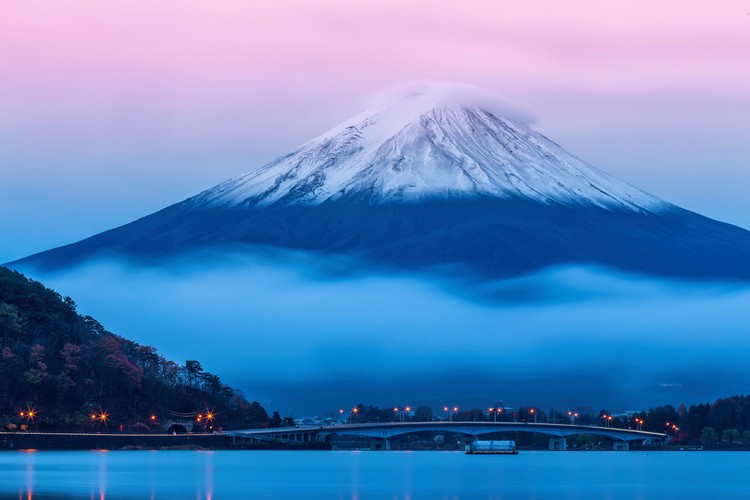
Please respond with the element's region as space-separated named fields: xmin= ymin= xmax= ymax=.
xmin=3 ymin=450 xmax=750 ymax=499
xmin=22 ymin=449 xmax=35 ymax=500
xmin=11 ymin=449 xmax=220 ymax=500
xmin=95 ymin=450 xmax=107 ymax=500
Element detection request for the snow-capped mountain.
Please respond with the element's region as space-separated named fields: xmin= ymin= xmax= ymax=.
xmin=9 ymin=84 xmax=750 ymax=282
xmin=191 ymin=86 xmax=665 ymax=211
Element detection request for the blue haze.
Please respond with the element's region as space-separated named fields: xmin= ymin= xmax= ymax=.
xmin=18 ymin=251 xmax=750 ymax=415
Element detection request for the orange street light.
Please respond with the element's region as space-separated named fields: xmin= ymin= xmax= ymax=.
xmin=347 ymin=407 xmax=359 ymax=424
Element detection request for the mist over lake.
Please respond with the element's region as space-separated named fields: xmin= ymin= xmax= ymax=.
xmin=17 ymin=250 xmax=749 ymax=415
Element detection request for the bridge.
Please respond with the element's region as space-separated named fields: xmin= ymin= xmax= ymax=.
xmin=227 ymin=421 xmax=667 ymax=451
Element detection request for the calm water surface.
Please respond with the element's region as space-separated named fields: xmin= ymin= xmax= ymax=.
xmin=0 ymin=450 xmax=747 ymax=499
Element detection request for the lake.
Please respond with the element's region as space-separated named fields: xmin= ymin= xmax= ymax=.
xmin=1 ymin=450 xmax=748 ymax=499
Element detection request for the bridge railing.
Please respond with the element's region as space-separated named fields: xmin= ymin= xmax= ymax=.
xmin=228 ymin=421 xmax=666 ymax=440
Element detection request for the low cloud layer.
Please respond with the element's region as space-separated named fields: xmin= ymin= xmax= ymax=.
xmin=16 ymin=251 xmax=750 ymax=415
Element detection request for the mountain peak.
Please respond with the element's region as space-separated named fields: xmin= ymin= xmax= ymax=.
xmin=190 ymin=83 xmax=666 ymax=212
xmin=10 ymin=84 xmax=750 ymax=283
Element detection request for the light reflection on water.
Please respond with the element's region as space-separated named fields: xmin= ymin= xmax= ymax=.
xmin=2 ymin=450 xmax=750 ymax=499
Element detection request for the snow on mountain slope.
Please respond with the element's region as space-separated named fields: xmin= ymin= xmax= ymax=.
xmin=191 ymin=83 xmax=668 ymax=212
xmin=12 ymin=83 xmax=750 ymax=283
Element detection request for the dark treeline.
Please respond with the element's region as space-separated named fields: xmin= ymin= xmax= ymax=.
xmin=344 ymin=398 xmax=750 ymax=448
xmin=0 ymin=266 xmax=284 ymax=432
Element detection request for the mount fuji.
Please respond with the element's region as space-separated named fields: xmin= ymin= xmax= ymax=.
xmin=10 ymin=84 xmax=750 ymax=282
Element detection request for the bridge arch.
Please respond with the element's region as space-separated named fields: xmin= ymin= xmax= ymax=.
xmin=320 ymin=423 xmax=656 ymax=443
xmin=166 ymin=423 xmax=189 ymax=434
xmin=228 ymin=422 xmax=666 ymax=451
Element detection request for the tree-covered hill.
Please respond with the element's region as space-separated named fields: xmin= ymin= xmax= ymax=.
xmin=0 ymin=266 xmax=269 ymax=432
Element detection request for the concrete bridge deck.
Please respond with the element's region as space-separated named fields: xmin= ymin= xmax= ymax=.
xmin=227 ymin=421 xmax=667 ymax=451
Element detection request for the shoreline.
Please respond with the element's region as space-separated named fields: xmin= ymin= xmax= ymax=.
xmin=1 ymin=432 xmax=739 ymax=452
xmin=0 ymin=431 xmax=330 ymax=451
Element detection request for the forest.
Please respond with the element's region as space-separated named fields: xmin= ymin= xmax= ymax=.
xmin=0 ymin=266 xmax=276 ymax=432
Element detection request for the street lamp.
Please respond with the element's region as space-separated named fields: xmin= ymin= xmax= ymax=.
xmin=98 ymin=411 xmax=109 ymax=431
xmin=529 ymin=408 xmax=537 ymax=423
xmin=19 ymin=407 xmax=39 ymax=431
xmin=444 ymin=406 xmax=458 ymax=422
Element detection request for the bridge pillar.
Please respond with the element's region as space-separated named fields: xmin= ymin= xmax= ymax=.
xmin=613 ymin=441 xmax=629 ymax=451
xmin=549 ymin=437 xmax=567 ymax=451
xmin=370 ymin=438 xmax=391 ymax=451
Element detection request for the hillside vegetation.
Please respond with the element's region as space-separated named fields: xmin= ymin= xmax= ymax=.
xmin=0 ymin=266 xmax=270 ymax=432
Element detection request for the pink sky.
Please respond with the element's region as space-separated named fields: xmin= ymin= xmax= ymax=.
xmin=1 ymin=0 xmax=749 ymax=261
xmin=3 ymin=1 xmax=748 ymax=99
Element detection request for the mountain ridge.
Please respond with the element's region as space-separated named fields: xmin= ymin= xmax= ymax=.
xmin=8 ymin=84 xmax=750 ymax=282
